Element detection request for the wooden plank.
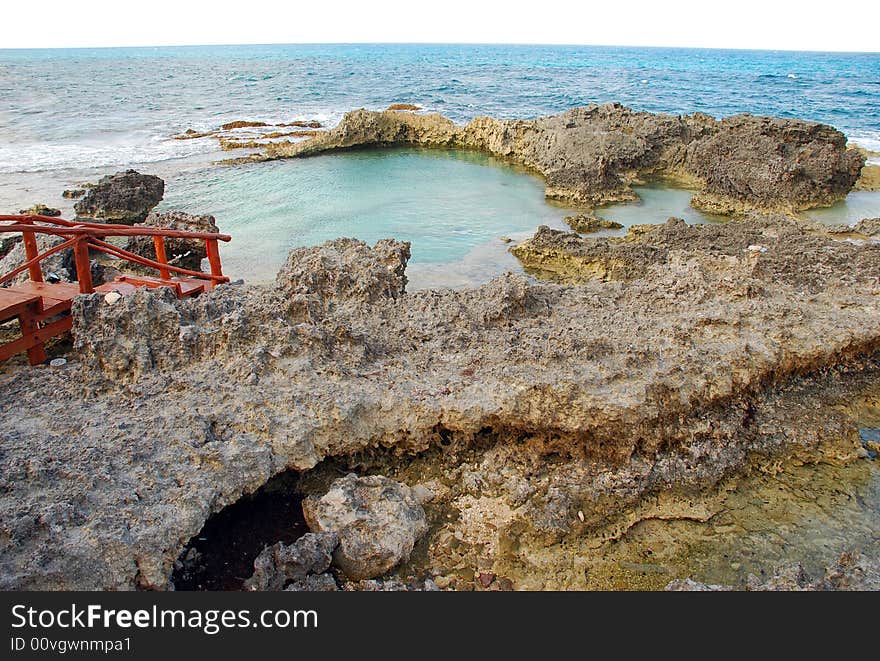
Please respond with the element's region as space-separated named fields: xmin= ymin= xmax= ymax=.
xmin=8 ymin=281 xmax=80 ymax=321
xmin=94 ymin=282 xmax=140 ymax=296
xmin=171 ymin=278 xmax=206 ymax=297
xmin=0 ymin=315 xmax=72 ymax=362
xmin=116 ymin=275 xmax=182 ymax=297
xmin=20 ymin=306 xmax=46 ymax=365
xmin=11 ymin=281 xmax=81 ymax=300
xmin=0 ymin=289 xmax=40 ymax=322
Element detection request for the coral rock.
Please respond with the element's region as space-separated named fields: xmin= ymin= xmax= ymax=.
xmin=302 ymin=474 xmax=429 ymax=580
xmin=74 ymin=170 xmax=164 ymax=223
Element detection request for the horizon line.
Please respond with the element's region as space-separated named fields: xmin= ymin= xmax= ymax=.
xmin=1 ymin=41 xmax=878 ymax=55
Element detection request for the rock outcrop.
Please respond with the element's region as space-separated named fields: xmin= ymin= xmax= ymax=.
xmin=74 ymin=170 xmax=164 ymax=223
xmin=124 ymin=210 xmax=220 ymax=273
xmin=0 ymin=235 xmax=75 ymax=284
xmin=0 ymin=213 xmax=878 ymax=590
xmin=302 ymin=475 xmax=428 ymax=580
xmin=854 ymin=217 xmax=880 ymax=237
xmin=667 ymin=552 xmax=880 ymax=591
xmin=564 ymin=213 xmax=623 ymax=233
xmin=18 ymin=203 xmax=61 ymax=217
xmin=0 ymin=235 xmax=21 ymax=260
xmin=252 ymin=104 xmax=863 ymax=214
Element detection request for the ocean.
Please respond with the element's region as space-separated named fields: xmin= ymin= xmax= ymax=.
xmin=1 ymin=43 xmax=878 ymax=286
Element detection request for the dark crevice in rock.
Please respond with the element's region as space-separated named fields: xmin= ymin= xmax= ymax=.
xmin=172 ymin=470 xmax=306 ymax=591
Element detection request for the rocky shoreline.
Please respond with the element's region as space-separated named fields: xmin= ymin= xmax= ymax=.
xmin=1 ymin=105 xmax=879 ymax=591
xmin=226 ymin=104 xmax=867 ymax=215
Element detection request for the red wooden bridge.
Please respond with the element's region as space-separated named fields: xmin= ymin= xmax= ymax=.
xmin=0 ymin=214 xmax=231 ymax=365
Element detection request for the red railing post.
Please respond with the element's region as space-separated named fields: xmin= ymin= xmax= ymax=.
xmin=153 ymin=236 xmax=171 ymax=280
xmin=74 ymin=237 xmax=93 ymax=294
xmin=206 ymin=238 xmax=223 ymax=277
xmin=20 ymin=220 xmax=44 ymax=283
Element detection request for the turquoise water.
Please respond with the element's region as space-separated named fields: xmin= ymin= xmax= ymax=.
xmin=1 ymin=43 xmax=878 ymax=287
xmin=596 ymin=183 xmax=728 ymax=227
xmin=801 ymin=192 xmax=880 ymax=226
xmin=158 ymin=148 xmax=580 ymax=288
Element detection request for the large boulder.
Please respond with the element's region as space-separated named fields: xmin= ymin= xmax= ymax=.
xmin=74 ymin=170 xmax=164 ymax=223
xmin=124 ymin=210 xmax=220 ymax=273
xmin=275 ymin=237 xmax=410 ymax=321
xmin=686 ymin=114 xmax=865 ymax=214
xmin=302 ymin=474 xmax=429 ymax=580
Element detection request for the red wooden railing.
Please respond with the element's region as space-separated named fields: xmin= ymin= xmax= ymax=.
xmin=0 ymin=214 xmax=232 ymax=293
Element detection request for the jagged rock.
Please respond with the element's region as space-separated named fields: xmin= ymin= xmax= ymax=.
xmin=343 ymin=578 xmax=440 ymax=591
xmin=278 ymin=120 xmax=322 ymax=129
xmin=74 ymin=170 xmax=164 ymax=223
xmin=387 ymin=103 xmax=421 ymax=111
xmin=854 ymin=218 xmax=880 ymax=237
xmin=302 ymin=474 xmax=429 ymax=580
xmin=221 ymin=120 xmax=268 ymax=131
xmin=564 ymin=213 xmax=624 ymax=233
xmin=124 ymin=210 xmax=220 ymax=273
xmin=0 ymin=235 xmax=21 ymax=260
xmin=686 ymin=115 xmax=864 ymax=213
xmin=854 ymin=163 xmax=880 ymax=191
xmin=62 ymin=189 xmax=86 ymax=199
xmin=667 ymin=552 xmax=880 ymax=591
xmin=19 ymin=203 xmax=61 ymax=217
xmin=0 ymin=233 xmax=111 ymax=286
xmin=0 ymin=235 xmax=75 ymax=284
xmin=1 ymin=213 xmax=880 ymax=590
xmin=284 ymin=574 xmax=339 ymax=591
xmin=243 ymin=532 xmax=339 ymax=591
xmin=276 ymin=237 xmax=410 ymax=321
xmin=261 ymin=105 xmax=862 ymax=213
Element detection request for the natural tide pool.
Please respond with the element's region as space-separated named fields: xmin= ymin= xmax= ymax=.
xmin=158 ymin=148 xmax=880 ymax=289
xmin=159 ymin=148 xmax=582 ymax=289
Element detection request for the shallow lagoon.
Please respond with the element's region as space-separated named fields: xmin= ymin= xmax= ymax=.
xmin=159 ymin=148 xmax=579 ymax=289
xmin=158 ymin=148 xmax=880 ymax=289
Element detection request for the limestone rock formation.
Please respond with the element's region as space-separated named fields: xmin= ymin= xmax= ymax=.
xmin=258 ymin=104 xmax=863 ymax=214
xmin=686 ymin=115 xmax=864 ymax=214
xmin=564 ymin=213 xmax=624 ymax=233
xmin=74 ymin=170 xmax=164 ymax=223
xmin=302 ymin=474 xmax=429 ymax=580
xmin=124 ymin=210 xmax=220 ymax=273
xmin=0 ymin=235 xmax=75 ymax=284
xmin=243 ymin=532 xmax=339 ymax=591
xmin=0 ymin=235 xmax=21 ymax=260
xmin=18 ymin=203 xmax=61 ymax=217
xmin=854 ymin=217 xmax=880 ymax=237
xmin=275 ymin=237 xmax=410 ymax=321
xmin=667 ymin=552 xmax=880 ymax=591
xmin=0 ymin=215 xmax=879 ymax=589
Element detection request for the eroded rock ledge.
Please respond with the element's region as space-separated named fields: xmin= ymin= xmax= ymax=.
xmin=0 ymin=213 xmax=878 ymax=590
xmin=233 ymin=104 xmax=864 ymax=214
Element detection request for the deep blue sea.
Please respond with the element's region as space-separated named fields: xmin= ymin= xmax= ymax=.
xmin=1 ymin=44 xmax=878 ymax=287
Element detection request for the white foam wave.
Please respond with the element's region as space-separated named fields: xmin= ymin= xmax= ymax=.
xmin=0 ymin=110 xmax=346 ymax=174
xmin=848 ymin=130 xmax=880 ymax=155
xmin=0 ymin=134 xmax=217 ymax=174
